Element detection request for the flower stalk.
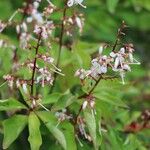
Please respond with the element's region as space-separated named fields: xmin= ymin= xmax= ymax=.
xmin=30 ymin=30 xmax=42 ymax=96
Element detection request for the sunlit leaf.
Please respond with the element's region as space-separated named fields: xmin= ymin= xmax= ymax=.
xmin=0 ymin=98 xmax=27 ymax=111
xmin=3 ymin=115 xmax=28 ymax=149
xmin=60 ymin=121 xmax=77 ymax=150
xmin=28 ymin=112 xmax=42 ymax=150
xmin=42 ymin=93 xmax=62 ymax=105
xmin=84 ymin=110 xmax=98 ymax=150
xmin=51 ymin=93 xmax=77 ymax=111
xmin=37 ymin=111 xmax=67 ymax=150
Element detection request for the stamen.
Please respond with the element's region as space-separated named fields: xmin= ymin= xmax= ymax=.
xmin=75 ymin=135 xmax=83 ymax=147
xmin=0 ymin=81 xmax=7 ymax=88
xmin=46 ymin=0 xmax=55 ymax=6
xmin=56 ymin=121 xmax=61 ymax=128
xmin=50 ymin=68 xmax=65 ymax=76
xmin=38 ymin=102 xmax=50 ymax=111
xmin=51 ymin=63 xmax=62 ymax=72
xmin=8 ymin=10 xmax=19 ymax=23
xmin=78 ymin=3 xmax=86 ymax=8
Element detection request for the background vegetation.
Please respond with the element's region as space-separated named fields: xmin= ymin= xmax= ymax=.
xmin=0 ymin=0 xmax=150 ymax=150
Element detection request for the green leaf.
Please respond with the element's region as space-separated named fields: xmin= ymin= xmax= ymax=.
xmin=51 ymin=93 xmax=77 ymax=111
xmin=106 ymin=0 xmax=119 ymax=14
xmin=28 ymin=112 xmax=42 ymax=150
xmin=94 ymin=92 xmax=128 ymax=108
xmin=84 ymin=110 xmax=98 ymax=150
xmin=93 ymin=80 xmax=128 ymax=108
xmin=0 ymin=98 xmax=27 ymax=111
xmin=73 ymin=43 xmax=91 ymax=68
xmin=46 ymin=123 xmax=67 ymax=150
xmin=37 ymin=111 xmax=67 ymax=150
xmin=3 ymin=115 xmax=28 ymax=149
xmin=42 ymin=93 xmax=62 ymax=105
xmin=60 ymin=122 xmax=77 ymax=150
xmin=37 ymin=111 xmax=57 ymax=123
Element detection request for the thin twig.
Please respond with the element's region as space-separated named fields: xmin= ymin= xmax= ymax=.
xmin=50 ymin=1 xmax=67 ymax=93
xmin=30 ymin=31 xmax=42 ymax=96
xmin=74 ymin=75 xmax=102 ymax=124
xmin=112 ymin=21 xmax=126 ymax=52
xmin=78 ymin=75 xmax=102 ymax=99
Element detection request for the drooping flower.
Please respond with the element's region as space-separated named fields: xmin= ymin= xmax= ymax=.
xmin=75 ymin=16 xmax=84 ymax=34
xmin=67 ymin=0 xmax=86 ymax=8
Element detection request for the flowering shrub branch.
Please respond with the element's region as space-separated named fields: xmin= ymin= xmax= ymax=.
xmin=0 ymin=0 xmax=141 ymax=150
xmin=30 ymin=28 xmax=42 ymax=96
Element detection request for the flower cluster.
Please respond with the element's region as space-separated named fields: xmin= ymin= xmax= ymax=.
xmin=3 ymin=52 xmax=63 ymax=90
xmin=1 ymin=0 xmax=85 ymax=98
xmin=3 ymin=74 xmax=29 ymax=93
xmin=82 ymin=95 xmax=95 ymax=110
xmin=75 ymin=44 xmax=140 ymax=84
xmin=34 ymin=21 xmax=55 ymax=39
xmin=26 ymin=0 xmax=44 ymax=24
xmin=43 ymin=2 xmax=56 ymax=17
xmin=63 ymin=13 xmax=84 ymax=36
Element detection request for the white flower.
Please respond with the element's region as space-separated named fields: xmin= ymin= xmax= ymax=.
xmin=119 ymin=70 xmax=125 ymax=85
xmin=90 ymin=100 xmax=95 ymax=108
xmin=16 ymin=80 xmax=21 ymax=88
xmin=119 ymin=47 xmax=125 ymax=54
xmin=99 ymin=46 xmax=103 ymax=54
xmin=22 ymin=83 xmax=28 ymax=94
xmin=75 ymin=17 xmax=83 ymax=33
xmin=16 ymin=25 xmax=20 ymax=34
xmin=0 ymin=21 xmax=6 ymax=33
xmin=19 ymin=32 xmax=31 ymax=49
xmin=22 ymin=22 xmax=28 ymax=32
xmin=110 ymin=52 xmax=116 ymax=58
xmin=26 ymin=17 xmax=33 ymax=23
xmin=114 ymin=56 xmax=120 ymax=69
xmin=75 ymin=69 xmax=90 ymax=80
xmin=100 ymin=65 xmax=107 ymax=73
xmin=67 ymin=0 xmax=86 ymax=8
xmin=33 ymin=1 xmax=40 ymax=9
xmin=34 ymin=25 xmax=48 ymax=39
xmin=82 ymin=101 xmax=88 ymax=109
xmin=90 ymin=61 xmax=101 ymax=77
xmin=122 ymin=64 xmax=131 ymax=71
xmin=114 ymin=53 xmax=125 ymax=69
xmin=32 ymin=12 xmax=43 ymax=24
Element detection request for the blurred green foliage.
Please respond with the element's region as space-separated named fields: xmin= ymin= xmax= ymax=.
xmin=0 ymin=0 xmax=150 ymax=150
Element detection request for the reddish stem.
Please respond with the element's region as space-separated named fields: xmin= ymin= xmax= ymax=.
xmin=30 ymin=31 xmax=42 ymax=96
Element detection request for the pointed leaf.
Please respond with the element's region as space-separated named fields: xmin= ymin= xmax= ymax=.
xmin=0 ymin=98 xmax=27 ymax=111
xmin=3 ymin=115 xmax=27 ymax=149
xmin=60 ymin=121 xmax=77 ymax=150
xmin=84 ymin=110 xmax=98 ymax=150
xmin=37 ymin=111 xmax=66 ymax=150
xmin=42 ymin=93 xmax=62 ymax=105
xmin=51 ymin=93 xmax=77 ymax=111
xmin=28 ymin=112 xmax=42 ymax=150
